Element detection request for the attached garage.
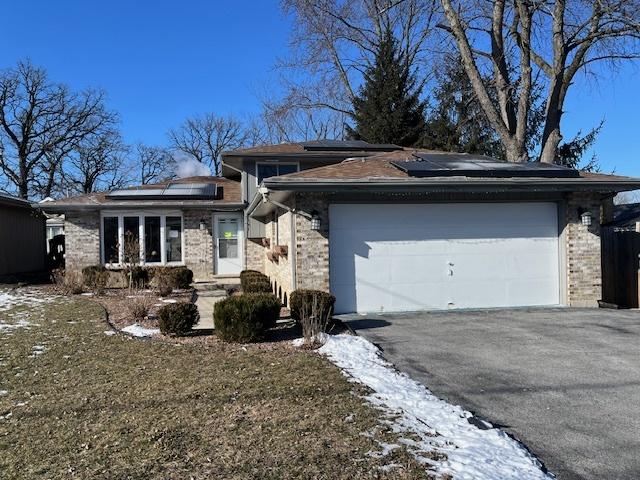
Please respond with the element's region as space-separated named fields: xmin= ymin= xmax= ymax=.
xmin=329 ymin=202 xmax=561 ymax=314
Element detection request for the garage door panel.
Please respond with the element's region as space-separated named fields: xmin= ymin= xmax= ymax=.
xmin=329 ymin=203 xmax=560 ymax=314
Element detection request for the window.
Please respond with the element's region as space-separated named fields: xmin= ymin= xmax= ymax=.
xmin=166 ymin=216 xmax=182 ymax=263
xmin=217 ymin=218 xmax=239 ymax=259
xmin=256 ymin=163 xmax=299 ymax=184
xmin=103 ymin=217 xmax=119 ymax=263
xmin=144 ymin=217 xmax=161 ymax=263
xmin=102 ymin=213 xmax=183 ymax=266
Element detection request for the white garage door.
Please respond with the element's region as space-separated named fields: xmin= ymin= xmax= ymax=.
xmin=329 ymin=203 xmax=560 ymax=314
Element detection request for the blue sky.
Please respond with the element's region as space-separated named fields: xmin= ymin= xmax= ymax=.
xmin=2 ymin=0 xmax=639 ymax=176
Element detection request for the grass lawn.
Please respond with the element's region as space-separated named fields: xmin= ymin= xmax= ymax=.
xmin=0 ymin=292 xmax=431 ymax=479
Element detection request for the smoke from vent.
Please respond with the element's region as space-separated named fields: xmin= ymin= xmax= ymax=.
xmin=173 ymin=154 xmax=212 ymax=178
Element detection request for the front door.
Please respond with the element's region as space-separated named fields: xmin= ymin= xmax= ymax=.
xmin=214 ymin=214 xmax=244 ymax=275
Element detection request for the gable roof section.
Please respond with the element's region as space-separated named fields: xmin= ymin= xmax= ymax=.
xmin=0 ymin=192 xmax=34 ymax=210
xmin=261 ymin=150 xmax=640 ymax=193
xmin=38 ymin=176 xmax=242 ymax=212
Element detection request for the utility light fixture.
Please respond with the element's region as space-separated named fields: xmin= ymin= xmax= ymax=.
xmin=580 ymin=210 xmax=593 ymax=227
xmin=199 ymin=218 xmax=207 ymax=230
xmin=310 ymin=211 xmax=321 ymax=231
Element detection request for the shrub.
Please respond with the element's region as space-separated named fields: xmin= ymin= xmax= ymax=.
xmin=52 ymin=268 xmax=83 ymax=295
xmin=158 ymin=302 xmax=199 ymax=336
xmin=290 ymin=290 xmax=335 ymax=322
xmin=130 ymin=266 xmax=149 ymax=289
xmin=170 ymin=267 xmax=193 ymax=289
xmin=81 ymin=265 xmax=109 ymax=293
xmin=128 ymin=296 xmax=152 ymax=321
xmin=239 ymin=270 xmax=262 ymax=282
xmin=214 ymin=293 xmax=281 ymax=343
xmin=290 ymin=290 xmax=335 ymax=346
xmin=240 ymin=270 xmax=272 ymax=294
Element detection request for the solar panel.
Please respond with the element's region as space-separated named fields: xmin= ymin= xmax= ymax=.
xmin=107 ymin=182 xmax=217 ymax=199
xmin=302 ymin=140 xmax=401 ymax=151
xmin=391 ymin=153 xmax=580 ymax=178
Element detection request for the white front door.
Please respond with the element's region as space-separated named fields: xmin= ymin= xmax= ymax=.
xmin=214 ymin=214 xmax=244 ymax=275
xmin=329 ymin=203 xmax=561 ymax=314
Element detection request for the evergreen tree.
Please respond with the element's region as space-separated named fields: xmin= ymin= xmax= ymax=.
xmin=346 ymin=28 xmax=426 ymax=146
xmin=422 ymin=57 xmax=502 ymax=157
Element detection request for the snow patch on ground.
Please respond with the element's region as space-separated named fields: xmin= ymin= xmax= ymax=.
xmin=0 ymin=290 xmax=58 ymax=333
xmin=0 ymin=390 xmax=8 ymax=396
xmin=0 ymin=290 xmax=57 ymax=312
xmin=318 ymin=334 xmax=552 ymax=480
xmin=104 ymin=330 xmax=116 ymax=336
xmin=121 ymin=324 xmax=160 ymax=337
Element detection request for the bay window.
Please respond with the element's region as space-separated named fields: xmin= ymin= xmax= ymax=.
xmin=101 ymin=212 xmax=183 ymax=266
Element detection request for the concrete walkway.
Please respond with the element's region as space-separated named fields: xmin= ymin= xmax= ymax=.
xmin=192 ymin=283 xmax=234 ymax=330
xmin=341 ymin=308 xmax=640 ymax=480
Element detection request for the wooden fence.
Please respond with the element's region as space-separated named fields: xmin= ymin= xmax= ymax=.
xmin=601 ymin=225 xmax=640 ymax=308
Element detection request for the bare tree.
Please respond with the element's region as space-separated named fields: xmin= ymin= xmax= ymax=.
xmin=270 ymin=0 xmax=438 ymax=139
xmin=260 ymin=99 xmax=346 ymax=143
xmin=0 ymin=60 xmax=115 ymax=198
xmin=62 ymin=129 xmax=132 ymax=194
xmin=168 ymin=114 xmax=248 ymax=175
xmin=438 ymin=0 xmax=640 ymax=163
xmin=135 ymin=143 xmax=173 ymax=184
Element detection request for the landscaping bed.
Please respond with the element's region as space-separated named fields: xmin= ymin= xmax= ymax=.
xmin=0 ymin=288 xmax=432 ymax=479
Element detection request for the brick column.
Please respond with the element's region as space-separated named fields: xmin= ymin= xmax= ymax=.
xmin=65 ymin=211 xmax=101 ymax=271
xmin=294 ymin=193 xmax=330 ymax=291
xmin=565 ymin=193 xmax=603 ymax=307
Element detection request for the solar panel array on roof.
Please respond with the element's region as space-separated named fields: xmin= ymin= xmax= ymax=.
xmin=106 ymin=182 xmax=217 ymax=199
xmin=302 ymin=140 xmax=401 ymax=151
xmin=391 ymin=153 xmax=580 ymax=178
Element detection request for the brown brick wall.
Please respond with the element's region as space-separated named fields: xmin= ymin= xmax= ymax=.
xmin=294 ymin=193 xmax=330 ymax=292
xmin=65 ymin=211 xmax=101 ymax=271
xmin=183 ymin=210 xmax=214 ymax=282
xmin=564 ymin=193 xmax=603 ymax=307
xmin=264 ymin=201 xmax=295 ymax=304
xmin=245 ymin=237 xmax=265 ymax=272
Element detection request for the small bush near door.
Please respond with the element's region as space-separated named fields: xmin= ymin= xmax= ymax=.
xmin=214 ymin=293 xmax=281 ymax=343
xmin=158 ymin=303 xmax=199 ymax=336
xmin=239 ymin=270 xmax=272 ymax=294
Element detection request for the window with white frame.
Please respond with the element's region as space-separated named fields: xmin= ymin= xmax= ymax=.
xmin=101 ymin=213 xmax=183 ymax=266
xmin=256 ymin=163 xmax=299 ymax=184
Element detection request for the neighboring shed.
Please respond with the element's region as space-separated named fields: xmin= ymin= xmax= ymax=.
xmin=0 ymin=193 xmax=46 ymax=277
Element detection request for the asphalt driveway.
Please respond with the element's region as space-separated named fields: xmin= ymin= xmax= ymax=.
xmin=341 ymin=308 xmax=640 ymax=480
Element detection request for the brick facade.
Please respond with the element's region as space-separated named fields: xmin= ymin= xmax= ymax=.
xmin=64 ymin=209 xmax=241 ymax=282
xmin=183 ymin=209 xmax=215 ymax=282
xmin=564 ymin=192 xmax=603 ymax=307
xmin=245 ymin=237 xmax=264 ymax=272
xmin=263 ymin=200 xmax=296 ymax=305
xmin=258 ymin=192 xmax=605 ymax=308
xmin=65 ymin=211 xmax=101 ymax=270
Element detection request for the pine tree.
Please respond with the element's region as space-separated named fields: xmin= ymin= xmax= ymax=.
xmin=346 ymin=28 xmax=426 ymax=146
xmin=422 ymin=57 xmax=502 ymax=157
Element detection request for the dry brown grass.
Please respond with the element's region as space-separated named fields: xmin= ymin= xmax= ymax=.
xmin=0 ymin=293 xmax=434 ymax=479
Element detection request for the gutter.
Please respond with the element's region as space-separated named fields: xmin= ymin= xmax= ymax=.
xmin=37 ymin=202 xmax=247 ymax=213
xmin=262 ymin=177 xmax=640 ymax=193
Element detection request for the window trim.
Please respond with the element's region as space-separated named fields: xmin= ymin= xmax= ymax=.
xmin=100 ymin=210 xmax=185 ymax=267
xmin=255 ymin=162 xmax=300 ymax=186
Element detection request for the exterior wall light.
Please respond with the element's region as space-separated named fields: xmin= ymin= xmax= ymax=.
xmin=199 ymin=218 xmax=207 ymax=230
xmin=310 ymin=211 xmax=321 ymax=231
xmin=580 ymin=210 xmax=592 ymax=227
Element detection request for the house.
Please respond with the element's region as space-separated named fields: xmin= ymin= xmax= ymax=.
xmin=0 ymin=192 xmax=46 ymax=278
xmin=40 ymin=140 xmax=640 ymax=314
